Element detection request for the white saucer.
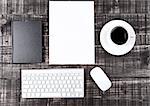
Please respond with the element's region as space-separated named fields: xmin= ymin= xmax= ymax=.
xmin=100 ymin=20 xmax=136 ymax=56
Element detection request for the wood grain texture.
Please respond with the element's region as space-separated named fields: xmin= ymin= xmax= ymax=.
xmin=0 ymin=0 xmax=150 ymax=106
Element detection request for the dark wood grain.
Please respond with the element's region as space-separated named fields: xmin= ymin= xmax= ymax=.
xmin=0 ymin=0 xmax=150 ymax=106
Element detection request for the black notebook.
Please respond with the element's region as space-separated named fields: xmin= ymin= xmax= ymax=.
xmin=12 ymin=21 xmax=42 ymax=63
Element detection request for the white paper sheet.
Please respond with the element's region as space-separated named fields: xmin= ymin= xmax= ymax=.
xmin=49 ymin=1 xmax=94 ymax=64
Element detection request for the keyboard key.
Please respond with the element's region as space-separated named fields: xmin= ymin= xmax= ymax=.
xmin=62 ymin=93 xmax=66 ymax=97
xmin=41 ymin=89 xmax=44 ymax=92
xmin=23 ymin=85 xmax=29 ymax=89
xmin=32 ymin=89 xmax=36 ymax=92
xmin=37 ymin=89 xmax=40 ymax=92
xmin=22 ymin=89 xmax=27 ymax=92
xmin=74 ymin=88 xmax=82 ymax=92
xmin=35 ymin=93 xmax=40 ymax=97
xmin=45 ymin=89 xmax=49 ymax=92
xmin=58 ymin=88 xmax=61 ymax=92
xmin=43 ymin=85 xmax=46 ymax=88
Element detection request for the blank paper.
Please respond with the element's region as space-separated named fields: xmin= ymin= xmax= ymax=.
xmin=49 ymin=1 xmax=94 ymax=64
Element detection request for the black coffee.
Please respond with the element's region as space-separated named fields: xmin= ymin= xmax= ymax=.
xmin=111 ymin=27 xmax=128 ymax=45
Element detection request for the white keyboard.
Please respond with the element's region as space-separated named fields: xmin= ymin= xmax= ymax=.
xmin=21 ymin=69 xmax=84 ymax=98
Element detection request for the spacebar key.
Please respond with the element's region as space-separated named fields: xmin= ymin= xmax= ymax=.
xmin=41 ymin=93 xmax=61 ymax=98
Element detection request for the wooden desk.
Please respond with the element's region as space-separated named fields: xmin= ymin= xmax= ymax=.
xmin=0 ymin=0 xmax=150 ymax=106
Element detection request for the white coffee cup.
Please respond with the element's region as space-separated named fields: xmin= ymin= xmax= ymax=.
xmin=100 ymin=20 xmax=136 ymax=56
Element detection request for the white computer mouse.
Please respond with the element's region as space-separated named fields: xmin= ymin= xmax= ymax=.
xmin=90 ymin=67 xmax=112 ymax=91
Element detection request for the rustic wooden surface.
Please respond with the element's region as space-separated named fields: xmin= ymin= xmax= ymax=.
xmin=0 ymin=0 xmax=150 ymax=106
